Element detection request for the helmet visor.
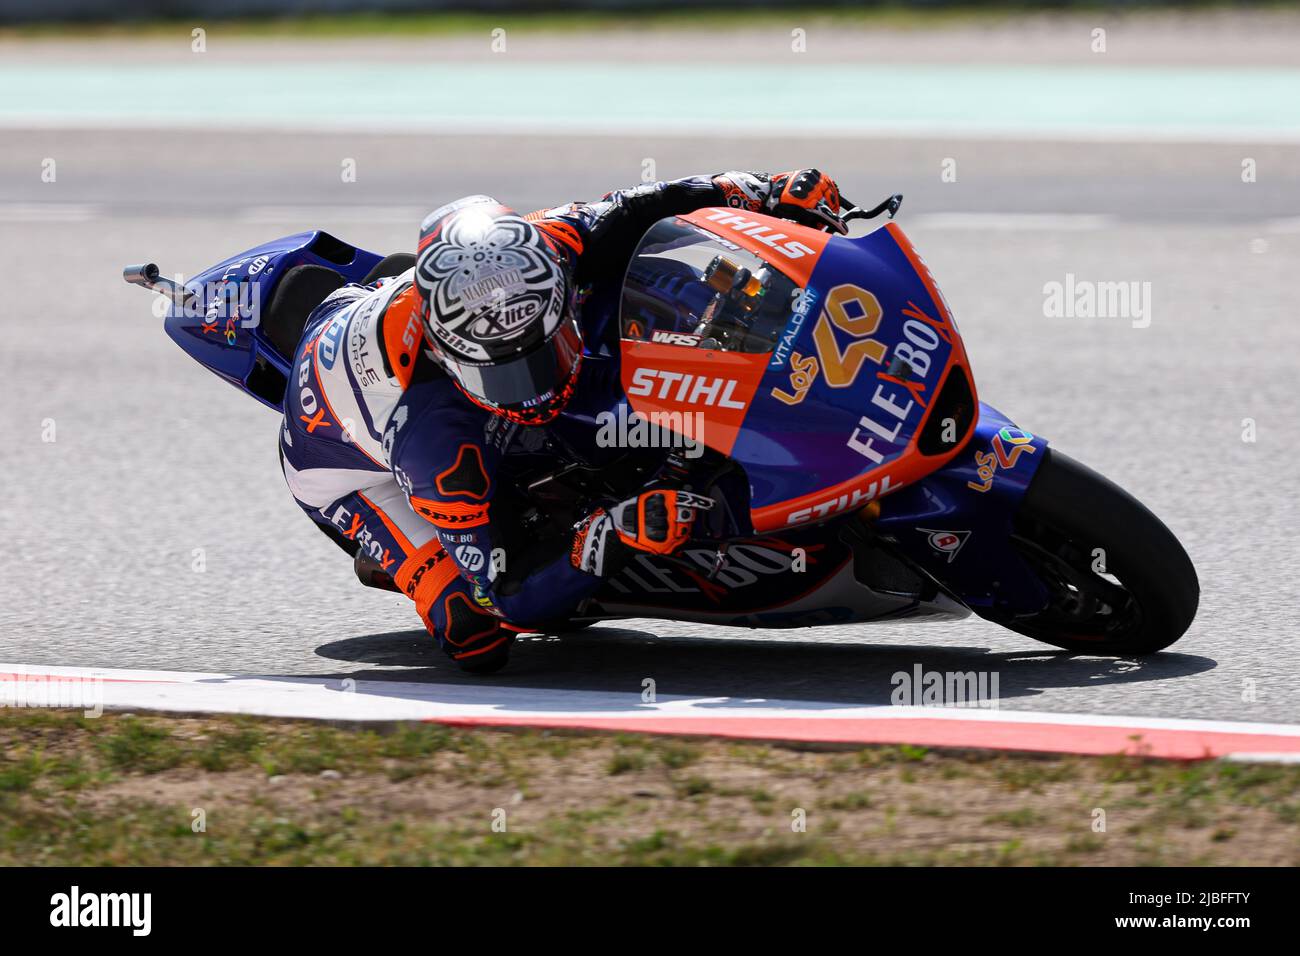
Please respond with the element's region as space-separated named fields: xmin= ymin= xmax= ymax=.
xmin=443 ymin=315 xmax=582 ymax=413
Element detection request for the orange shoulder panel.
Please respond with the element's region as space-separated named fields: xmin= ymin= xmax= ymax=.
xmin=380 ymin=285 xmax=423 ymax=389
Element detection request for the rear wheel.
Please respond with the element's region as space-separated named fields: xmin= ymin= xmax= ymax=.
xmin=991 ymin=449 xmax=1198 ymax=654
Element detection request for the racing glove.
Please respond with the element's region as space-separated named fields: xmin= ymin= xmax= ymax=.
xmin=768 ymin=168 xmax=846 ymax=234
xmin=713 ymin=168 xmax=847 ymax=234
xmin=571 ymin=488 xmax=715 ymax=576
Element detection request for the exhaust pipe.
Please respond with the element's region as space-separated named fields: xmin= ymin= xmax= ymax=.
xmin=122 ymin=262 xmax=195 ymax=308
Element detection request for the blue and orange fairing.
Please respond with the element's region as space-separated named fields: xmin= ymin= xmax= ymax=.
xmin=619 ymin=210 xmax=978 ymax=533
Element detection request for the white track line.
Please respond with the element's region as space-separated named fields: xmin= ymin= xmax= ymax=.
xmin=2 ymin=663 xmax=1297 ymax=762
xmin=5 ymin=114 xmax=1300 ymax=145
xmin=911 ymin=212 xmax=1115 ymax=231
xmin=1221 ymin=752 xmax=1300 ymax=765
xmin=0 ymin=202 xmax=103 ymax=222
xmin=0 ymin=203 xmax=1284 ymax=232
xmin=237 ymin=204 xmax=430 ymax=224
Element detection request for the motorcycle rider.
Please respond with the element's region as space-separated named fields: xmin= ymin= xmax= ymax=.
xmin=280 ymin=169 xmax=845 ymax=672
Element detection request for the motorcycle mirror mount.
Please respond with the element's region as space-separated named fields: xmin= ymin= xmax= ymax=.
xmin=122 ymin=262 xmax=196 ymax=308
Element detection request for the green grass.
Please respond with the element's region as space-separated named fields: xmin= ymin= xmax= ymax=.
xmin=7 ymin=3 xmax=1276 ymax=43
xmin=0 ymin=8 xmax=1006 ymax=41
xmin=607 ymin=749 xmax=648 ymax=776
xmin=1 ymin=709 xmax=1297 ymax=866
xmin=825 ymin=790 xmax=873 ymax=811
xmin=984 ymin=807 xmax=1044 ymax=828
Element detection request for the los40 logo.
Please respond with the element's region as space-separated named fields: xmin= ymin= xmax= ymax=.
xmin=771 ymin=283 xmax=945 ymax=407
xmin=968 ymin=427 xmax=1036 ymax=493
xmin=772 ymin=283 xmax=886 ymax=406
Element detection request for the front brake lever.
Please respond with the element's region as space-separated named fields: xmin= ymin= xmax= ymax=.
xmin=840 ymin=193 xmax=904 ymax=224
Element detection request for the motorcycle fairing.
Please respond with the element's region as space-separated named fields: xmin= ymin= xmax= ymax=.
xmin=741 ymin=222 xmax=978 ymax=531
xmin=584 ymin=402 xmax=1051 ymax=628
xmin=163 ymin=231 xmax=383 ymax=412
xmin=618 ymin=342 xmax=769 ymax=456
xmin=617 ymin=212 xmax=979 ymax=536
xmin=877 ymin=401 xmax=1053 ymax=616
xmin=586 ymin=529 xmax=970 ymax=627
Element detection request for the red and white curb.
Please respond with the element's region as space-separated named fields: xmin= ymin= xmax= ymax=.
xmin=3 ymin=664 xmax=1298 ymax=763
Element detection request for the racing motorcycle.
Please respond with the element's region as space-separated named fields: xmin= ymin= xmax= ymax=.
xmin=123 ymin=195 xmax=1198 ymax=655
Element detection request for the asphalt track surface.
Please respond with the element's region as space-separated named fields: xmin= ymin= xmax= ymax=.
xmin=2 ymin=26 xmax=1299 ymax=726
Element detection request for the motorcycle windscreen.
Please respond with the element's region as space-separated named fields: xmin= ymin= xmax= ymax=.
xmin=618 ymin=217 xmax=799 ymax=457
xmin=620 ymin=217 xmax=804 ymax=350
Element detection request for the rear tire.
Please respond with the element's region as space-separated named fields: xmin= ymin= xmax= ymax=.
xmin=993 ymin=449 xmax=1198 ymax=654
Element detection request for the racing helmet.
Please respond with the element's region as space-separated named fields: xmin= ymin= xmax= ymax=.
xmin=415 ymin=196 xmax=582 ymax=425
